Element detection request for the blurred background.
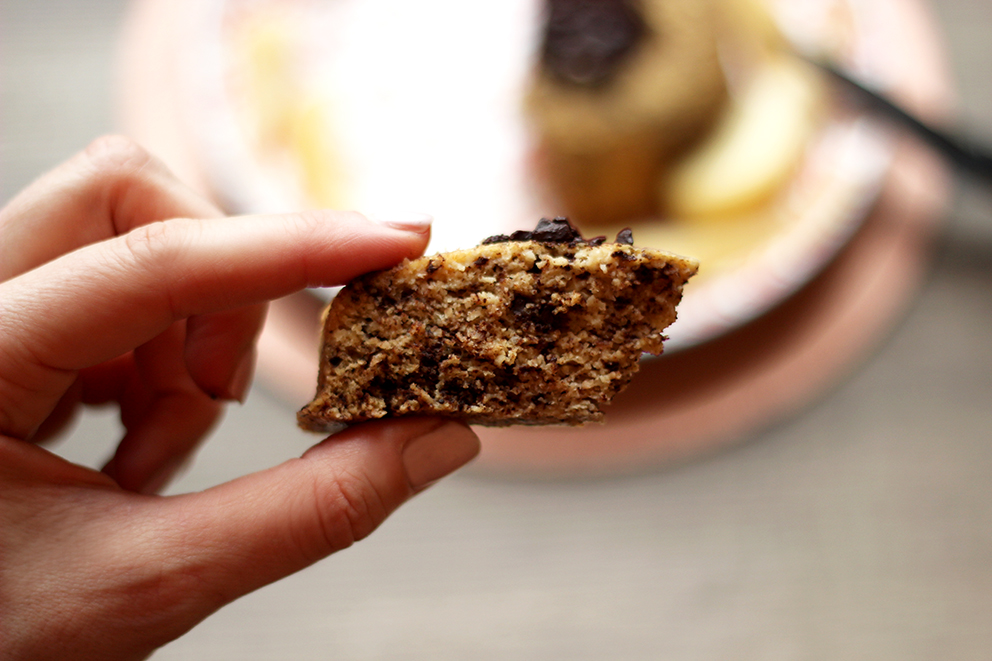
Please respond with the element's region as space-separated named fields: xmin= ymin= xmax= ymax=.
xmin=2 ymin=0 xmax=992 ymax=658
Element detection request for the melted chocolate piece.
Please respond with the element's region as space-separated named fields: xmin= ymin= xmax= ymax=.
xmin=483 ymin=217 xmax=635 ymax=247
xmin=483 ymin=216 xmax=579 ymax=245
xmin=615 ymin=228 xmax=634 ymax=245
xmin=540 ymin=0 xmax=648 ymax=88
xmin=509 ymin=293 xmax=565 ymax=332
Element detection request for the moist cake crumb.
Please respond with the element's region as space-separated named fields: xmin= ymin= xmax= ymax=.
xmin=297 ymin=217 xmax=697 ymax=430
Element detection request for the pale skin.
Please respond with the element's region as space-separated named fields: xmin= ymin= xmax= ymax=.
xmin=0 ymin=136 xmax=481 ymax=660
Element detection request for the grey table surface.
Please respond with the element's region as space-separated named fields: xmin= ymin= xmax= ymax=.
xmin=3 ymin=1 xmax=992 ymax=659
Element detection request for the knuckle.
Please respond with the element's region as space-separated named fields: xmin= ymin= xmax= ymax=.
xmin=285 ymin=209 xmax=329 ymax=240
xmin=120 ymin=219 xmax=190 ymax=269
xmin=123 ymin=218 xmax=170 ymax=256
xmin=113 ymin=220 xmax=197 ymax=318
xmin=120 ymin=221 xmax=170 ymax=274
xmin=332 ymin=210 xmax=368 ymax=227
xmin=82 ymin=135 xmax=155 ymax=176
xmin=280 ymin=211 xmax=336 ymax=285
xmin=79 ymin=136 xmax=172 ymax=214
xmin=302 ymin=464 xmax=391 ymax=561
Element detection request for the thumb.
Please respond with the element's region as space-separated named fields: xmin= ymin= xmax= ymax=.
xmin=0 ymin=419 xmax=478 ymax=660
xmin=149 ymin=418 xmax=479 ymax=631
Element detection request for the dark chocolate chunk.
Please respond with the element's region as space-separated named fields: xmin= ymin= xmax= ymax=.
xmin=531 ymin=216 xmax=582 ymax=242
xmin=482 ymin=217 xmax=631 ymax=247
xmin=633 ymin=266 xmax=655 ymax=285
xmin=540 ymin=0 xmax=648 ymax=88
xmin=509 ymin=295 xmax=530 ymax=318
xmin=509 ymin=293 xmax=565 ymax=332
xmin=440 ymin=378 xmax=485 ymax=407
xmin=634 ymin=264 xmax=676 ymax=287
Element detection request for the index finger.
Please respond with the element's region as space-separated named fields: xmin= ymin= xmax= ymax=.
xmin=0 ymin=210 xmax=431 ymax=439
xmin=0 ymin=135 xmax=222 ymax=281
xmin=0 ymin=135 xmax=258 ymax=403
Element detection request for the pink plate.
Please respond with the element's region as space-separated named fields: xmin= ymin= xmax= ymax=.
xmin=118 ymin=0 xmax=953 ymax=475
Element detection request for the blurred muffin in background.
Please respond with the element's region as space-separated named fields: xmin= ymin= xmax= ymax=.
xmin=525 ymin=0 xmax=826 ymax=231
xmin=526 ymin=0 xmax=730 ymax=226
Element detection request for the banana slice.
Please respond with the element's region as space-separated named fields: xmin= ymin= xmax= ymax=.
xmin=665 ymin=56 xmax=824 ymax=221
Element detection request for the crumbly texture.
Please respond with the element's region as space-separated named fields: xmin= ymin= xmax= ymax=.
xmin=298 ymin=223 xmax=697 ymax=431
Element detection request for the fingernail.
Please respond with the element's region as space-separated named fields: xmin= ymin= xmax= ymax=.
xmin=402 ymin=421 xmax=480 ymax=491
xmin=367 ymin=212 xmax=433 ymax=234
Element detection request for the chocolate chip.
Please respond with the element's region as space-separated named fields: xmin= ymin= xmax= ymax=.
xmin=510 ymin=295 xmax=530 ymax=317
xmin=369 ymin=374 xmax=400 ymax=397
xmin=509 ymin=293 xmax=565 ymax=331
xmin=482 ymin=217 xmax=620 ymax=246
xmin=615 ymin=228 xmax=634 ymax=245
xmin=509 ymin=229 xmax=536 ymax=241
xmin=633 ymin=266 xmax=653 ymax=284
xmin=531 ymin=216 xmax=582 ymax=242
xmin=441 ymin=379 xmax=485 ymax=407
xmin=634 ymin=264 xmax=675 ymax=287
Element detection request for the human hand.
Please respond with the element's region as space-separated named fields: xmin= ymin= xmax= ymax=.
xmin=0 ymin=137 xmax=480 ymax=660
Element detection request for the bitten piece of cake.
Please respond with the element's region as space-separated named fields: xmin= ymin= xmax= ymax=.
xmin=298 ymin=218 xmax=697 ymax=430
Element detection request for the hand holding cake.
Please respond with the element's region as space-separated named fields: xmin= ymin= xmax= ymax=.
xmin=0 ymin=138 xmax=692 ymax=660
xmin=0 ymin=137 xmax=479 ymax=660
